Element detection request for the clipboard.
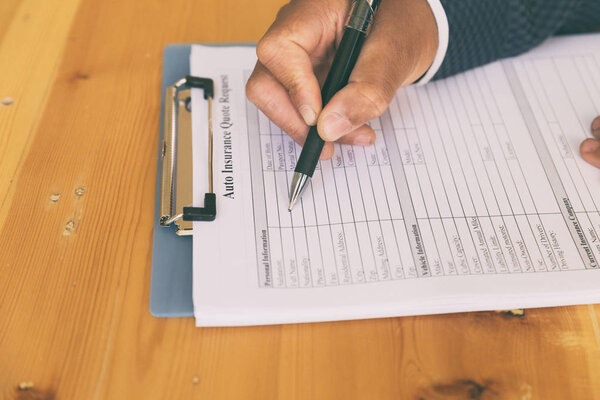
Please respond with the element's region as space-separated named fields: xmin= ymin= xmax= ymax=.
xmin=150 ymin=44 xmax=222 ymax=317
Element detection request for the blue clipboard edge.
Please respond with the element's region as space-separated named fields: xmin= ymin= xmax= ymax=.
xmin=150 ymin=43 xmax=255 ymax=318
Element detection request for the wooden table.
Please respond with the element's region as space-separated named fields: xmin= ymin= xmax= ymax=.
xmin=1 ymin=0 xmax=599 ymax=398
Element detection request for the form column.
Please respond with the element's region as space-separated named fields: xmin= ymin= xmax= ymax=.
xmin=371 ymin=107 xmax=418 ymax=279
xmin=311 ymin=158 xmax=339 ymax=286
xmin=366 ymin=118 xmax=403 ymax=280
xmin=338 ymin=144 xmax=367 ymax=283
xmin=269 ymin=124 xmax=299 ymax=287
xmin=425 ymin=83 xmax=478 ymax=276
xmin=244 ymin=99 xmax=273 ymax=287
xmin=320 ymin=150 xmax=353 ymax=284
xmin=354 ymin=137 xmax=389 ymax=282
xmin=282 ymin=134 xmax=313 ymax=287
xmin=504 ymin=61 xmax=598 ymax=269
xmin=381 ymin=106 xmax=429 ymax=277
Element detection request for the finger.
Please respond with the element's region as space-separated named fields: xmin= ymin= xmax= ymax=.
xmin=256 ymin=1 xmax=345 ymax=125
xmin=335 ymin=124 xmax=376 ymax=146
xmin=580 ymin=138 xmax=600 ymax=169
xmin=592 ymin=116 xmax=600 ymax=139
xmin=319 ymin=126 xmax=376 ymax=160
xmin=320 ymin=142 xmax=335 ymax=160
xmin=317 ymin=0 xmax=438 ymax=141
xmin=246 ymin=62 xmax=336 ymax=160
xmin=246 ymin=62 xmax=309 ymax=144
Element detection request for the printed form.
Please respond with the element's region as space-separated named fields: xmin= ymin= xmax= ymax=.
xmin=190 ymin=35 xmax=600 ymax=326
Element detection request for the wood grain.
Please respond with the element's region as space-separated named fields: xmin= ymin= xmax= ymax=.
xmin=0 ymin=0 xmax=82 ymax=228
xmin=0 ymin=0 xmax=599 ymax=399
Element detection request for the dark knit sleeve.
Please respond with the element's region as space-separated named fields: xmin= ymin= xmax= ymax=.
xmin=433 ymin=0 xmax=600 ymax=80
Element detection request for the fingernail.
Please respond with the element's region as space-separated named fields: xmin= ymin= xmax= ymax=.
xmin=592 ymin=117 xmax=600 ymax=136
xmin=321 ymin=112 xmax=352 ymax=141
xmin=298 ymin=105 xmax=317 ymax=126
xmin=581 ymin=139 xmax=600 ymax=153
xmin=353 ymin=134 xmax=374 ymax=146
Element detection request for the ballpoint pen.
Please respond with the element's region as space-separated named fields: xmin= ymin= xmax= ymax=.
xmin=288 ymin=0 xmax=382 ymax=211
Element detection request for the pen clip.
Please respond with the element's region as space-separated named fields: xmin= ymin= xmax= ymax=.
xmin=345 ymin=0 xmax=380 ymax=33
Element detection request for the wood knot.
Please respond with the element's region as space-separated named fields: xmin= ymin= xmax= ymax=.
xmin=74 ymin=186 xmax=86 ymax=197
xmin=417 ymin=379 xmax=497 ymax=400
xmin=15 ymin=382 xmax=55 ymax=400
xmin=18 ymin=382 xmax=34 ymax=390
xmin=68 ymin=73 xmax=90 ymax=83
xmin=63 ymin=219 xmax=75 ymax=236
xmin=495 ymin=309 xmax=526 ymax=318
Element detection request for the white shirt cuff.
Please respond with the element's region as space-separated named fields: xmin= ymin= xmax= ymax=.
xmin=415 ymin=0 xmax=449 ymax=85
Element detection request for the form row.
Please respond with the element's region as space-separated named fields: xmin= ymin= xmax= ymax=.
xmin=257 ymin=213 xmax=595 ymax=288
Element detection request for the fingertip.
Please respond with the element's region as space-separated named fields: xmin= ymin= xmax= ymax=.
xmin=318 ymin=81 xmax=390 ymax=143
xmin=581 ymin=138 xmax=600 ymax=153
xmin=320 ymin=142 xmax=334 ymax=160
xmin=290 ymin=89 xmax=321 ymax=126
xmin=318 ymin=112 xmax=353 ymax=142
xmin=353 ymin=135 xmax=374 ymax=146
xmin=335 ymin=124 xmax=375 ymax=146
xmin=298 ymin=104 xmax=317 ymax=126
xmin=580 ymin=138 xmax=600 ymax=169
xmin=592 ymin=116 xmax=600 ymax=139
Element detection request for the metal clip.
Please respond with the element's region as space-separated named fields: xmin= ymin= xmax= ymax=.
xmin=345 ymin=0 xmax=380 ymax=33
xmin=160 ymin=76 xmax=216 ymax=235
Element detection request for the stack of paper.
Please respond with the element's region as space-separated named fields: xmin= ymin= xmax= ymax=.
xmin=189 ymin=35 xmax=600 ymax=326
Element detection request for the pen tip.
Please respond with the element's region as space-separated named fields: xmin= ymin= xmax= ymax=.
xmin=288 ymin=172 xmax=309 ymax=213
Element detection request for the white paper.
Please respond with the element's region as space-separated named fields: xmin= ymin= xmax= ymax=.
xmin=190 ymin=35 xmax=600 ymax=327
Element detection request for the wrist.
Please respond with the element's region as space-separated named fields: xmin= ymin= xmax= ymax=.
xmin=403 ymin=0 xmax=439 ymax=83
xmin=414 ymin=0 xmax=449 ymax=84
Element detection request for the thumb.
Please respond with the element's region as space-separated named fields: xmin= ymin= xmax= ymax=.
xmin=317 ymin=0 xmax=438 ymax=142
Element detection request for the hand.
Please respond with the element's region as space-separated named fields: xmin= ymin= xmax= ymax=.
xmin=580 ymin=116 xmax=600 ymax=169
xmin=246 ymin=0 xmax=438 ymax=159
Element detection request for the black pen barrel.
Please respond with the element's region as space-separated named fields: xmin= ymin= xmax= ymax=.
xmin=295 ymin=28 xmax=367 ymax=176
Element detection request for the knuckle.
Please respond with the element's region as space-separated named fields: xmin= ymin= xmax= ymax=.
xmin=256 ymin=41 xmax=305 ymax=95
xmin=285 ymin=75 xmax=304 ymax=97
xmin=246 ymin=83 xmax=278 ymax=121
xmin=256 ymin=35 xmax=281 ymax=67
xmin=275 ymin=2 xmax=293 ymax=20
xmin=245 ymin=75 xmax=271 ymax=110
